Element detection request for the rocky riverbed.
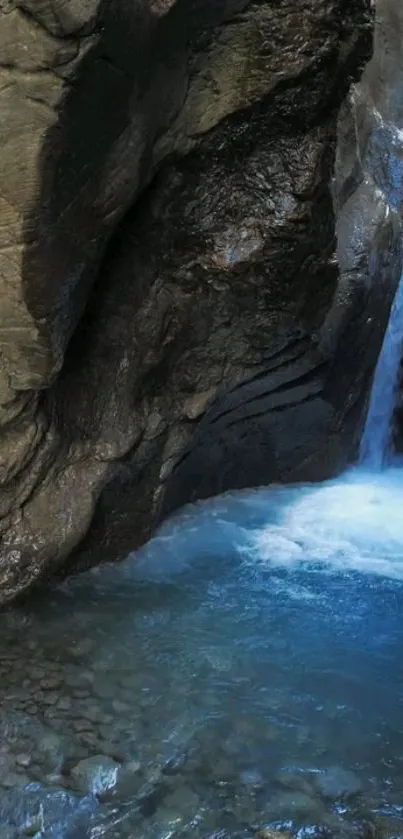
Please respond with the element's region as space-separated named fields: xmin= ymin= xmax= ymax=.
xmin=0 ymin=474 xmax=403 ymax=838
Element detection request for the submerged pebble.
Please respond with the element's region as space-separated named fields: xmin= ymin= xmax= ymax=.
xmin=269 ymin=790 xmax=324 ymax=820
xmin=70 ymin=755 xmax=121 ymax=797
xmin=2 ymin=772 xmax=29 ymax=789
xmin=0 ymin=828 xmax=17 ymax=839
xmin=316 ymin=767 xmax=362 ymax=800
xmin=256 ymin=830 xmax=292 ymax=839
xmin=15 ymin=754 xmax=31 ymax=768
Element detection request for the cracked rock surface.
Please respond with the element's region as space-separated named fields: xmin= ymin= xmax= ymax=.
xmin=0 ymin=0 xmax=374 ymax=601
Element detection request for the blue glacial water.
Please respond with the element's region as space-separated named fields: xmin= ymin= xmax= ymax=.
xmin=1 ymin=467 xmax=403 ymax=838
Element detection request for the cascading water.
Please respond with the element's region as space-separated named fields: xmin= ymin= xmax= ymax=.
xmin=360 ymin=273 xmax=403 ymax=468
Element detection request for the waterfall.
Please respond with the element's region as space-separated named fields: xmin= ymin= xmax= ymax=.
xmin=360 ymin=275 xmax=403 ymax=469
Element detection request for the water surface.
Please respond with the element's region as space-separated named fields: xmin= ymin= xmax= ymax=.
xmin=1 ymin=468 xmax=403 ymax=838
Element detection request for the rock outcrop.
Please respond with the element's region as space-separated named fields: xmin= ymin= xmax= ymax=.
xmin=0 ymin=0 xmax=372 ymax=601
xmin=331 ymin=0 xmax=403 ymax=457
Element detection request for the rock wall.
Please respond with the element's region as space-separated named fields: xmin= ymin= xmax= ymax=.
xmin=0 ymin=0 xmax=372 ymax=601
xmin=324 ymin=0 xmax=403 ymax=447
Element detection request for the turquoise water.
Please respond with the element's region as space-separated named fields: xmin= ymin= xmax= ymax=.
xmin=1 ymin=468 xmax=403 ymax=837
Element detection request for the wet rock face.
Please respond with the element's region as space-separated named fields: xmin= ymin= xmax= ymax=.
xmin=0 ymin=0 xmax=372 ymax=599
xmin=359 ymin=0 xmax=403 ymax=454
xmin=324 ymin=0 xmax=403 ymax=451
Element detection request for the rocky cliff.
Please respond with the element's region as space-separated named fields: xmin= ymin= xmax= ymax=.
xmin=0 ymin=0 xmax=373 ymax=602
xmin=333 ymin=0 xmax=403 ymax=459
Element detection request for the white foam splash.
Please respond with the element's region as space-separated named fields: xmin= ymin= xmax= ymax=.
xmin=248 ymin=467 xmax=403 ymax=580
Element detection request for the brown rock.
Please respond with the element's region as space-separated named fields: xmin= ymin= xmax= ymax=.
xmin=0 ymin=0 xmax=373 ymax=601
xmin=73 ymin=719 xmax=93 ymax=733
xmin=40 ymin=676 xmax=63 ymax=691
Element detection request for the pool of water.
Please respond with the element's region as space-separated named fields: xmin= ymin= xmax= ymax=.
xmin=1 ymin=467 xmax=403 ymax=839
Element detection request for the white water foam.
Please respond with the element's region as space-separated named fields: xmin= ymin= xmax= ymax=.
xmin=248 ymin=467 xmax=403 ymax=580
